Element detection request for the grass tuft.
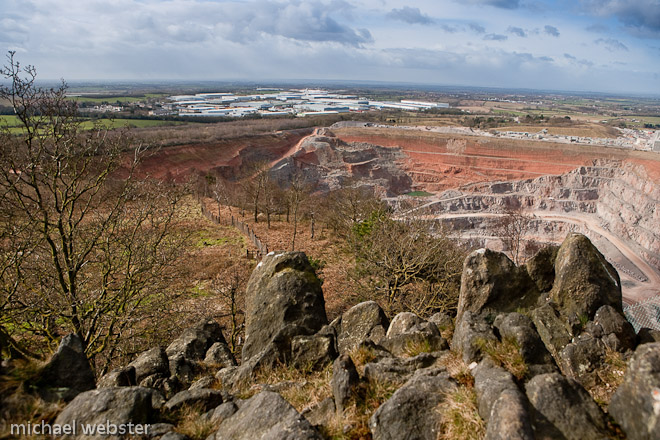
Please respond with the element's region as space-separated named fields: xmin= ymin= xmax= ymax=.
xmin=436 ymin=386 xmax=485 ymax=440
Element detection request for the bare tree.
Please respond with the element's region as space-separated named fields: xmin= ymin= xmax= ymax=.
xmin=495 ymin=199 xmax=533 ymax=265
xmin=0 ymin=52 xmax=184 ymax=372
xmin=287 ymin=169 xmax=313 ymax=251
xmin=212 ymin=265 xmax=249 ymax=356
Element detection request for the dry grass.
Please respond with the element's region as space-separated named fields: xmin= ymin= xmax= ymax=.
xmin=348 ymin=346 xmax=379 ymax=376
xmin=477 ymin=337 xmax=528 ymax=381
xmin=437 ymin=350 xmax=474 ymax=388
xmin=403 ymin=339 xmax=434 ymax=358
xmin=590 ymin=348 xmax=628 ymax=409
xmin=436 ymin=386 xmax=486 ymax=440
xmin=174 ymin=406 xmax=219 ymax=440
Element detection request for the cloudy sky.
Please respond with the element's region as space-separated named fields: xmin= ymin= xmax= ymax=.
xmin=2 ymin=0 xmax=659 ymax=94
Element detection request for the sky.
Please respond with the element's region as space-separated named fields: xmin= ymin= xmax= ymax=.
xmin=1 ymin=0 xmax=660 ymax=94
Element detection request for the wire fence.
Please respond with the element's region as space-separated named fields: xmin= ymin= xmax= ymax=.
xmin=624 ymin=296 xmax=660 ymax=332
xmin=199 ymin=198 xmax=269 ymax=260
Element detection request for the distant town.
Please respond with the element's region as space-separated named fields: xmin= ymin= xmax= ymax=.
xmin=156 ymin=89 xmax=449 ymax=118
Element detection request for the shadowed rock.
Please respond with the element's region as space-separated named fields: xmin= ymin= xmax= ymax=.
xmin=37 ymin=334 xmax=96 ymax=402
xmin=334 ymin=300 xmax=389 ymax=355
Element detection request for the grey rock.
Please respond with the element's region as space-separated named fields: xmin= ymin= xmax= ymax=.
xmin=332 ymin=354 xmax=360 ymax=413
xmin=164 ymin=388 xmax=223 ymax=413
xmin=473 ymin=362 xmax=519 ymax=422
xmin=145 ymin=423 xmax=175 ymax=438
xmin=204 ymin=342 xmax=237 ymax=368
xmin=166 ymin=318 xmax=226 ymax=362
xmin=363 ymin=353 xmax=441 ymax=385
xmin=202 ymin=401 xmax=238 ymax=426
xmin=160 ymin=433 xmax=188 ymax=440
xmin=37 ymin=334 xmax=96 ymax=401
xmin=97 ymin=366 xmax=136 ymax=388
xmin=386 ymin=312 xmax=425 ymax=337
xmin=525 ymin=373 xmax=610 ymax=440
xmin=592 ymin=305 xmax=636 ymax=352
xmin=484 ymin=389 xmax=534 ymax=440
xmin=382 ymin=314 xmax=447 ymax=357
xmin=525 ymin=245 xmax=559 ymax=293
xmin=550 ymin=233 xmax=622 ymax=320
xmin=494 ymin=312 xmax=558 ymax=377
xmin=291 ymin=332 xmax=337 ymax=371
xmin=189 ymin=375 xmax=216 ymax=391
xmin=54 ymin=386 xmax=157 ymax=439
xmin=129 ymin=346 xmax=170 ymax=384
xmin=428 ymin=312 xmax=454 ymax=333
xmin=301 ymin=397 xmax=336 ymax=427
xmin=242 ymin=252 xmax=327 ymax=367
xmin=456 ymin=248 xmax=539 ymax=323
xmin=531 ymin=304 xmax=572 ymax=360
xmin=638 ymin=328 xmax=660 ymax=345
xmin=609 ymin=342 xmax=660 ymax=440
xmin=451 ymin=311 xmax=497 ymax=364
xmin=369 ymin=371 xmax=457 ymax=440
xmin=169 ymin=353 xmax=195 ymax=383
xmin=335 ymin=301 xmax=389 ymax=354
xmin=209 ymin=391 xmax=322 ymax=440
xmin=558 ymin=334 xmax=606 ymax=387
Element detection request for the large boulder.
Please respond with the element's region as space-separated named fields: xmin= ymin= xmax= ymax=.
xmin=242 ymin=252 xmax=327 ymax=366
xmin=334 ymin=301 xmax=389 ymax=354
xmin=166 ymin=318 xmax=226 ymax=362
xmin=531 ymin=304 xmax=572 ymax=360
xmin=129 ymin=346 xmax=170 ymax=384
xmin=332 ymin=354 xmax=360 ymax=413
xmin=472 ymin=362 xmax=519 ymax=422
xmin=525 ymin=245 xmax=559 ymax=293
xmin=36 ymin=334 xmax=96 ymax=401
xmin=456 ymin=248 xmax=539 ymax=323
xmin=54 ymin=387 xmax=158 ymax=439
xmin=451 ymin=311 xmax=497 ymax=364
xmin=381 ymin=312 xmax=447 ymax=357
xmin=609 ymin=342 xmax=660 ymax=440
xmin=208 ymin=391 xmax=322 ymax=440
xmin=369 ymin=370 xmax=457 ymax=440
xmin=550 ymin=233 xmax=622 ymax=320
xmin=163 ymin=388 xmax=224 ymax=413
xmin=484 ymin=389 xmax=534 ymax=440
xmin=525 ymin=373 xmax=610 ymax=440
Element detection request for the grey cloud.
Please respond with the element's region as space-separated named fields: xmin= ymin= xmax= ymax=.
xmin=460 ymin=0 xmax=521 ymax=9
xmin=484 ymin=33 xmax=508 ymax=41
xmin=564 ymin=53 xmax=576 ymax=60
xmin=544 ymin=25 xmax=560 ymax=37
xmin=581 ymin=0 xmax=660 ymax=38
xmin=469 ymin=23 xmax=486 ymax=34
xmin=386 ymin=6 xmax=434 ymax=25
xmin=586 ymin=23 xmax=609 ymax=33
xmin=595 ymin=38 xmax=629 ymax=51
xmin=508 ymin=26 xmax=527 ymax=37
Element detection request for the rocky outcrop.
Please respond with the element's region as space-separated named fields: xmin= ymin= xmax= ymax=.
xmin=36 ymin=334 xmax=96 ymax=401
xmin=609 ymin=342 xmax=660 ymax=440
xmin=242 ymin=251 xmax=327 ymax=368
xmin=333 ymin=300 xmax=389 ymax=354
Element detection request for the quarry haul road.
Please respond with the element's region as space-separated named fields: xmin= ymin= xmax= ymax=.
xmin=420 ymin=211 xmax=660 ymax=305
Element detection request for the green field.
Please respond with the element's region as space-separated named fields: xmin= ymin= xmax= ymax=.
xmin=1 ymin=116 xmax=184 ymax=133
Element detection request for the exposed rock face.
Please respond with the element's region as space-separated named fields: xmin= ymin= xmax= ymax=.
xmin=163 ymin=388 xmax=224 ymax=413
xmin=334 ymin=300 xmax=389 ymax=354
xmin=97 ymin=366 xmax=136 ymax=388
xmin=54 ymin=387 xmax=158 ymax=439
xmin=452 ymin=311 xmax=497 ymax=364
xmin=456 ymin=248 xmax=539 ymax=322
xmin=209 ymin=391 xmax=322 ymax=440
xmin=37 ymin=334 xmax=96 ymax=401
xmin=484 ymin=389 xmax=534 ymax=440
xmin=473 ymin=362 xmax=519 ymax=422
xmin=381 ymin=312 xmax=447 ymax=357
xmin=369 ymin=370 xmax=457 ymax=440
xmin=332 ymin=354 xmax=360 ymax=413
xmin=525 ymin=373 xmax=610 ymax=440
xmin=525 ymin=245 xmax=558 ymax=293
xmin=242 ymin=251 xmax=327 ymax=367
xmin=609 ymin=342 xmax=660 ymax=440
xmin=166 ymin=318 xmax=227 ymax=362
xmin=129 ymin=346 xmax=170 ymax=384
xmin=550 ymin=233 xmax=622 ymax=319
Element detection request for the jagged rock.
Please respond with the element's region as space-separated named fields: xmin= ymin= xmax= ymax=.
xmin=164 ymin=388 xmax=223 ymax=413
xmin=591 ymin=305 xmax=636 ymax=352
xmin=493 ymin=312 xmax=558 ymax=377
xmin=525 ymin=245 xmax=559 ymax=293
xmin=302 ymin=397 xmax=336 ymax=427
xmin=472 ymin=361 xmax=519 ymax=422
xmin=369 ymin=370 xmax=457 ymax=440
xmin=451 ymin=311 xmax=497 ymax=364
xmin=36 ymin=334 xmax=96 ymax=402
xmin=201 ymin=401 xmax=239 ymax=425
xmin=531 ymin=304 xmax=572 ymax=360
xmin=558 ymin=334 xmax=605 ymax=387
xmin=332 ymin=354 xmax=360 ymax=413
xmin=381 ymin=313 xmax=448 ymax=357
xmin=97 ymin=366 xmax=136 ymax=388
xmin=550 ymin=233 xmax=622 ymax=320
xmin=54 ymin=387 xmax=157 ymax=439
xmin=428 ymin=312 xmax=454 ymax=333
xmin=146 ymin=423 xmax=175 ymax=438
xmin=189 ymin=375 xmax=216 ymax=391
xmin=129 ymin=347 xmax=170 ymax=384
xmin=525 ymin=373 xmax=610 ymax=440
xmin=609 ymin=342 xmax=660 ymax=440
xmin=335 ymin=301 xmax=389 ymax=354
xmin=456 ymin=248 xmax=539 ymax=322
xmin=242 ymin=252 xmax=327 ymax=367
xmin=168 ymin=353 xmax=195 ymax=383
xmin=638 ymin=328 xmax=660 ymax=345
xmin=485 ymin=389 xmax=535 ymax=440
xmin=204 ymin=342 xmax=237 ymax=368
xmin=166 ymin=318 xmax=226 ymax=362
xmin=291 ymin=332 xmax=337 ymax=371
xmin=208 ymin=391 xmax=322 ymax=440
xmin=363 ymin=353 xmax=440 ymax=385
xmin=160 ymin=433 xmax=188 ymax=440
